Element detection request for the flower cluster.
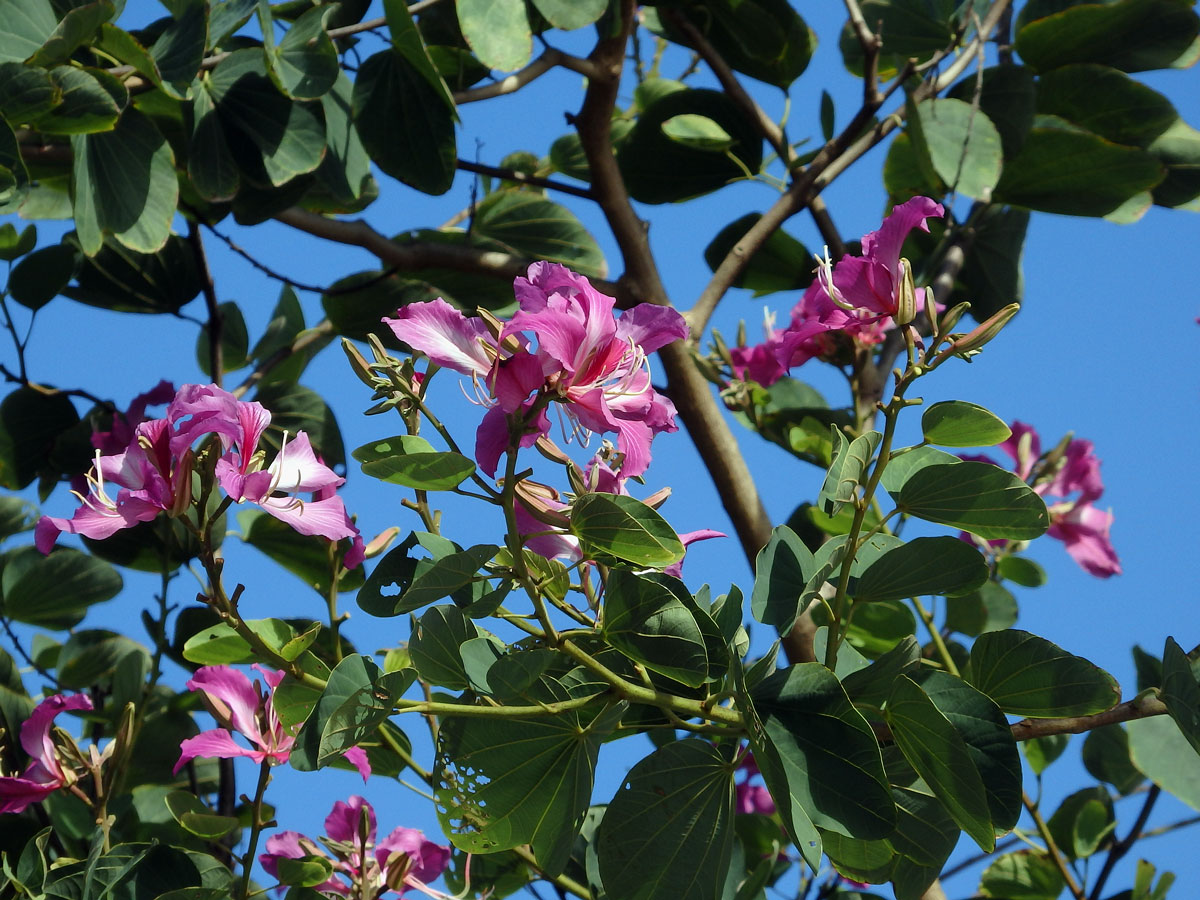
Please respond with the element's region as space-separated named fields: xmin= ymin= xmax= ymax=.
xmin=384 ymin=262 xmax=688 ymax=478
xmin=0 ymin=693 xmax=93 ymax=814
xmin=37 ymin=383 xmax=363 ymax=566
xmin=174 ymin=665 xmax=370 ymax=780
xmin=260 ymin=795 xmax=451 ymax=898
xmin=967 ymin=422 xmax=1121 ymax=578
xmin=730 ymin=197 xmax=944 ymax=386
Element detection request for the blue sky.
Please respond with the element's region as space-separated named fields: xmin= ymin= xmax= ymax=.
xmin=3 ymin=3 xmax=1200 ymax=897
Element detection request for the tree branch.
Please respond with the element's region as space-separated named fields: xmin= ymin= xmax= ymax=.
xmin=454 ymin=48 xmax=600 ymax=105
xmin=1087 ymin=785 xmax=1162 ymax=900
xmin=573 ymin=0 xmax=773 ymax=569
xmin=456 ymin=159 xmax=594 ymax=199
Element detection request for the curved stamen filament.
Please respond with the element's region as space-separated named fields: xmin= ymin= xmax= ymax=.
xmin=70 ymin=450 xmax=121 ymax=517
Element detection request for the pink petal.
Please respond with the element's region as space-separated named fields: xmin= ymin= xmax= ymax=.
xmin=489 ymin=350 xmax=546 ymax=413
xmin=168 ymin=384 xmax=244 ymax=457
xmin=19 ymin=694 xmax=92 ymax=776
xmin=860 ymin=196 xmax=944 ymax=276
xmin=664 ymin=530 xmax=726 ymax=578
xmin=376 ymin=827 xmax=451 ymax=886
xmin=342 ymin=746 xmax=372 ymax=782
xmin=325 ymin=795 xmax=376 ymax=845
xmin=1049 ymin=504 xmax=1121 ymax=578
xmin=0 ymin=776 xmax=59 ymax=814
xmin=35 ymin=493 xmax=163 ymax=553
xmin=999 ymin=421 xmax=1041 ymax=480
xmin=384 ymin=298 xmax=495 ymax=377
xmin=257 ymin=494 xmax=361 ymax=543
xmin=615 ymin=303 xmax=689 ymax=354
xmin=473 ymin=403 xmax=548 ymax=478
xmin=267 ymin=432 xmax=344 ymax=494
xmin=174 ymin=729 xmax=266 ymax=773
xmin=187 ymin=666 xmax=264 ymax=743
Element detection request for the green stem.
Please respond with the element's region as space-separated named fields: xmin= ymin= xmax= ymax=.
xmin=911 ymin=596 xmax=959 ymax=677
xmin=239 ymin=761 xmax=273 ymax=900
xmin=511 ymin=845 xmax=593 ymax=899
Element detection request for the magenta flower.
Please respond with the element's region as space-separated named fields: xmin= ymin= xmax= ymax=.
xmin=261 ymin=796 xmax=451 ymax=899
xmin=966 ymin=421 xmax=1120 ymax=578
xmin=91 ymin=379 xmax=176 ymax=455
xmin=734 ymin=751 xmax=775 ymax=816
xmin=0 ymin=693 xmax=92 ymax=814
xmin=38 ymin=384 xmax=363 ymax=566
xmin=174 ymin=665 xmax=370 ymax=780
xmin=384 ymin=263 xmax=688 ymax=478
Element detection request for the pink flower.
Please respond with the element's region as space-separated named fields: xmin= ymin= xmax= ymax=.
xmin=91 ymin=380 xmax=176 ymax=455
xmin=174 ymin=665 xmax=370 ymax=780
xmin=966 ymin=422 xmax=1121 ymax=578
xmin=734 ymin=751 xmax=775 ymax=816
xmin=384 ymin=263 xmax=688 ymax=478
xmin=261 ymin=796 xmax=450 ymax=899
xmin=0 ymin=694 xmax=93 ymax=813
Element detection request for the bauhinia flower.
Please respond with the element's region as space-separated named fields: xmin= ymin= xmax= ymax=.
xmin=967 ymin=421 xmax=1121 ymax=578
xmin=174 ymin=665 xmax=370 ymax=780
xmin=260 ymin=795 xmax=451 ymax=898
xmin=384 ymin=262 xmax=688 ymax=478
xmin=734 ymin=751 xmax=775 ymax=817
xmin=37 ymin=383 xmax=363 ymax=567
xmin=0 ymin=693 xmax=93 ymax=814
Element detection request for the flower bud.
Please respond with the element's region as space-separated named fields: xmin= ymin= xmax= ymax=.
xmin=936 ymin=301 xmax=971 ymax=340
xmin=364 ymin=526 xmax=401 ymax=559
xmin=341 ymin=338 xmax=376 ymax=387
xmin=948 ymin=303 xmax=1019 ymax=356
xmin=894 ymin=258 xmax=917 ymax=325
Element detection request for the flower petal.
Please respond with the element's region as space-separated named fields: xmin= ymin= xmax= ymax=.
xmin=187 ymin=666 xmax=263 ymax=743
xmin=325 ymin=795 xmax=376 ymax=844
xmin=174 ymin=729 xmax=265 ymax=773
xmin=384 ymin=298 xmax=495 ymax=377
xmin=342 ymin=745 xmax=372 ymax=782
xmin=0 ymin=775 xmax=58 ymax=814
xmin=615 ymin=303 xmax=689 ymax=354
xmin=267 ymin=432 xmax=344 ymax=494
xmin=257 ymin=494 xmax=361 ymax=543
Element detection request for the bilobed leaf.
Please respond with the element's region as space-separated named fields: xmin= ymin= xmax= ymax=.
xmin=603 ymin=568 xmax=711 ymax=688
xmin=908 ymin=98 xmax=1004 ymax=200
xmin=886 ymin=675 xmax=994 ymax=851
xmin=570 ymin=493 xmax=684 ymax=567
xmin=25 ymin=0 xmax=114 ymax=68
xmin=841 ymin=635 xmax=920 ymax=706
xmin=271 ymin=4 xmax=339 ymax=99
xmin=921 ymin=401 xmax=1011 ymax=447
xmin=979 ymin=850 xmax=1065 ymax=900
xmin=195 ymin=300 xmax=249 ymax=374
xmin=967 ymin=629 xmax=1120 ymax=717
xmin=353 ymin=434 xmax=476 ymax=491
xmin=181 ymin=617 xmax=295 ymax=665
xmin=150 ymin=0 xmax=207 ymax=90
xmin=750 ymin=525 xmax=815 ymax=631
xmin=703 ymin=212 xmax=813 ymax=296
xmin=470 ymin=191 xmax=605 ymax=278
xmin=33 ymin=66 xmax=121 ymax=135
xmin=889 ymin=783 xmax=959 ymax=872
xmin=596 ymin=740 xmax=735 ymax=900
xmin=0 ymin=545 xmax=122 ymax=629
xmin=71 ymin=107 xmax=176 ymax=255
xmin=1014 ymin=0 xmax=1200 ymax=73
xmin=0 ymin=0 xmax=57 ymax=64
xmin=274 ymin=856 xmax=334 ymax=888
xmin=880 ymin=446 xmax=961 ymax=495
xmin=838 ymin=0 xmax=960 ymax=79
xmin=529 ymin=0 xmax=606 ymax=30
xmin=1046 ymin=786 xmax=1114 ymax=860
xmin=55 ymin=629 xmax=149 ymax=688
xmin=188 ymin=74 xmax=239 ymax=200
xmin=436 ymin=680 xmax=610 ymax=875
xmin=64 ymin=234 xmax=200 ymax=314
xmin=661 ymin=114 xmax=734 ymax=152
xmin=1023 ymin=733 xmax=1069 ymax=776
xmin=854 ymin=536 xmax=988 ymax=602
xmin=897 ymin=460 xmax=1049 ymax=540
xmin=0 ymin=386 xmax=80 ymax=490
xmin=8 ymin=243 xmax=79 ymax=310
xmin=456 ymin=0 xmax=530 ymax=71
xmin=947 ymin=64 xmax=1036 ymax=159
xmin=164 ymin=791 xmax=239 ymax=840
xmin=752 ymin=663 xmax=894 ymax=840
xmin=352 ymin=49 xmax=456 ymax=195
xmin=381 ymin=0 xmax=455 ymax=112
xmin=993 ymin=115 xmax=1164 ymax=217
xmin=1147 ymin=117 xmax=1200 ymax=208
xmin=1128 ymin=714 xmax=1200 ymax=812
xmin=1161 ymin=636 xmax=1200 ymax=756
xmin=819 ymin=427 xmax=881 ymax=516
xmin=1036 ymin=64 xmax=1178 ymax=148
xmin=954 ymin=205 xmax=1030 ymax=321
xmin=409 ymin=604 xmax=481 ymax=689
xmin=395 ymin=544 xmax=497 ymax=615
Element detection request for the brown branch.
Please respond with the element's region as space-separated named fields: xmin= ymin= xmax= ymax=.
xmin=573 ymin=0 xmax=773 ymax=568
xmin=843 ymin=0 xmax=884 ymax=106
xmin=456 ymin=159 xmax=594 ymax=199
xmin=454 ymin=48 xmax=600 ymax=105
xmin=1088 ymin=785 xmax=1161 ymax=900
xmin=232 ymin=320 xmax=335 ymax=399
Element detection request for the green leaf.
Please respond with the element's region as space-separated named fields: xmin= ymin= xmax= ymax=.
xmin=238 ymin=508 xmax=364 ymax=594
xmin=456 ymin=0 xmax=530 ymax=71
xmin=529 ymin=0 xmax=606 ymax=30
xmin=8 ymin=243 xmax=79 ymax=310
xmin=0 ymin=0 xmax=57 ymax=64
xmin=1147 ymin=117 xmax=1200 ymax=208
xmin=1047 ymin=786 xmax=1114 ymax=860
xmin=271 ymin=4 xmax=339 ymax=99
xmin=841 ymin=635 xmax=920 ymax=707
xmin=885 ymin=675 xmax=994 ymax=851
xmin=1161 ymin=636 xmax=1200 ymax=756
xmin=889 ymin=783 xmax=959 ymax=875
xmin=1022 ymin=733 xmax=1069 ymax=776
xmin=33 ymin=65 xmax=122 ymax=135
xmin=702 ymin=213 xmax=813 ymax=296
xmin=435 ymin=681 xmax=611 ymax=875
xmin=603 ymin=568 xmax=712 ymax=688
xmin=323 ymin=271 xmax=442 ymax=347
xmin=0 ymin=386 xmax=79 ymax=490
xmin=907 ymin=98 xmax=1003 ymax=200
xmin=838 ymin=0 xmax=963 ymax=79
xmin=150 ymin=0 xmax=207 ymax=90
xmin=897 ymin=460 xmax=1049 ymax=540
xmin=979 ymin=850 xmax=1065 ymax=900
xmin=65 ymin=234 xmax=200 ymax=314
xmin=352 ymin=49 xmax=456 ymax=195
xmin=947 ymin=64 xmax=1037 ymax=159
xmin=353 ymin=434 xmax=476 ymax=490
xmin=750 ymin=525 xmax=817 ymax=631
xmin=1036 ymin=64 xmax=1178 ymax=149
xmin=1128 ymin=714 xmax=1200 ymax=812
xmin=596 ymin=740 xmax=735 ymax=900
xmin=55 ymin=629 xmax=149 ymax=688
xmin=399 ymin=544 xmax=496 ymax=616
xmin=381 ymin=0 xmax=455 ymax=112
xmin=409 ymin=604 xmax=481 ymax=689
xmin=854 ymin=536 xmax=988 ymax=603
xmin=71 ymin=107 xmax=176 ymax=255
xmin=26 ymin=0 xmax=114 ymax=68
xmin=195 ymin=300 xmax=249 ymax=375
xmin=254 ymin=380 xmax=344 ymax=469
xmin=921 ymin=401 xmax=1011 ymax=447
xmin=1082 ymin=724 xmax=1144 ymax=795
xmin=275 ymin=856 xmax=334 ymax=888
xmin=164 ymin=791 xmax=239 ymax=840
xmin=0 ymin=222 xmax=36 ymax=261
xmin=570 ymin=493 xmax=683 ymax=567
xmin=181 ymin=617 xmax=295 ymax=665
xmin=291 ymin=653 xmax=411 ymax=769
xmin=880 ymin=445 xmax=961 ymax=495
xmin=751 ymin=664 xmax=894 ymax=840
xmin=839 ymin=598 xmax=917 ymax=658
xmin=618 ymin=89 xmax=763 ymax=204
xmin=952 ymin=204 xmax=1030 ymax=321
xmin=997 ymin=554 xmax=1046 ymax=587
xmin=993 ymin=115 xmax=1164 ymax=217
xmin=0 ymin=545 xmax=122 ymax=629
xmin=204 ymin=49 xmax=325 ymax=189
xmin=967 ymin=629 xmax=1120 ymax=717
xmin=470 ymin=190 xmax=605 ymax=278
xmin=819 ymin=428 xmax=881 ymax=517
xmin=661 ymin=113 xmax=734 ymax=152
xmin=0 ymin=62 xmax=58 ymax=128
xmin=0 ymin=496 xmax=36 ymax=541
xmin=1015 ymin=0 xmax=1200 ymax=73
xmin=188 ymin=72 xmax=239 ymax=200
xmin=946 ymin=582 xmax=1019 ymax=637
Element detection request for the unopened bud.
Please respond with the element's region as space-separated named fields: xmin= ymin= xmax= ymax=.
xmin=949 ymin=303 xmax=1019 ymax=356
xmin=342 ymin=338 xmax=376 ymax=388
xmin=937 ymin=301 xmax=971 ymax=340
xmin=894 ymin=258 xmax=917 ymax=325
xmin=364 ymin=526 xmax=401 ymax=559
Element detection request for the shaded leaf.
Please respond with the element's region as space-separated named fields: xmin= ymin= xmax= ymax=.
xmin=1161 ymin=635 xmax=1200 ymax=756
xmin=979 ymin=850 xmax=1065 ymax=900
xmin=603 ymin=568 xmax=712 ymax=688
xmin=1082 ymin=724 xmax=1144 ymax=795
xmin=570 ymin=493 xmax=683 ymax=567
xmin=896 ymin=460 xmax=1049 ymax=540
xmin=854 ymin=536 xmax=988 ymax=602
xmin=921 ymin=401 xmax=1010 ymax=447
xmin=471 ymin=190 xmax=605 ymax=277
xmin=353 ymin=434 xmax=476 ymax=491
xmin=703 ymin=213 xmax=813 ymax=296
xmin=907 ymin=97 xmax=1004 ymax=200
xmin=0 ymin=545 xmax=121 ymax=629
xmin=1128 ymin=714 xmax=1200 ymax=812
xmin=456 ymin=0 xmax=530 ymax=71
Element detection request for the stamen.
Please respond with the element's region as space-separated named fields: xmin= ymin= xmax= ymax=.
xmin=814 ymin=245 xmax=856 ymax=312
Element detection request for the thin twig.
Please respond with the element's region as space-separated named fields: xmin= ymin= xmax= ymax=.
xmin=1023 ymin=789 xmax=1085 ymax=900
xmin=187 ymin=221 xmax=223 ymax=385
xmin=1 ymin=613 xmax=62 ymax=688
xmin=1087 ymin=785 xmax=1162 ymax=900
xmin=456 ymin=158 xmax=594 ymax=199
xmin=453 ymin=48 xmax=601 ymax=105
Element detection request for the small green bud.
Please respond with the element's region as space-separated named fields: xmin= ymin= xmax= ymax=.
xmin=894 ymin=258 xmax=917 ymax=325
xmin=948 ymin=303 xmax=1019 ymax=356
